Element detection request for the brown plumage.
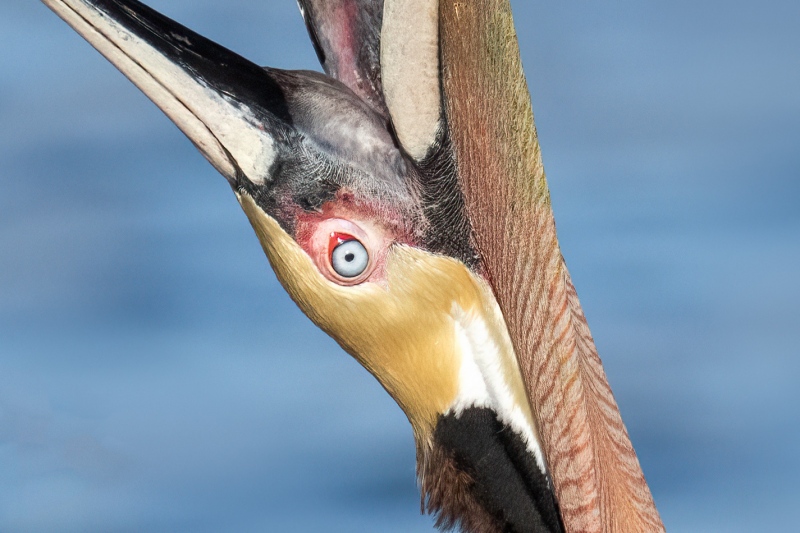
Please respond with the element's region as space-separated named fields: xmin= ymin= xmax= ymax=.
xmin=439 ymin=1 xmax=664 ymax=531
xmin=421 ymin=440 xmax=508 ymax=533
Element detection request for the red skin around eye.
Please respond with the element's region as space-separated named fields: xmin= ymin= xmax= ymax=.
xmin=291 ymin=194 xmax=414 ymax=286
xmin=294 ymin=217 xmax=391 ymax=286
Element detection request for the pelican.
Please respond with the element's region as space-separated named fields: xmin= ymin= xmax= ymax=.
xmin=40 ymin=0 xmax=664 ymax=531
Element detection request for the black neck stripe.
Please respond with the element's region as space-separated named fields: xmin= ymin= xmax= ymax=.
xmin=433 ymin=407 xmax=564 ymax=533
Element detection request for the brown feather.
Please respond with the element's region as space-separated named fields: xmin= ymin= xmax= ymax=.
xmin=438 ymin=1 xmax=665 ymax=531
xmin=419 ymin=439 xmax=506 ymax=533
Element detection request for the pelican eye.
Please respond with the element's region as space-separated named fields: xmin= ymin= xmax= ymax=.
xmin=330 ymin=235 xmax=369 ymax=278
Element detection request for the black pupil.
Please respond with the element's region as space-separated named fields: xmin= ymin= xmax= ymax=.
xmin=344 ymin=252 xmax=355 ymax=262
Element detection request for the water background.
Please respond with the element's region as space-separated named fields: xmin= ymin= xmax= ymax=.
xmin=1 ymin=1 xmax=798 ymax=531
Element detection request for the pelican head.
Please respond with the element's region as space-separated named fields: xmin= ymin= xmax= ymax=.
xmin=41 ymin=0 xmax=664 ymax=531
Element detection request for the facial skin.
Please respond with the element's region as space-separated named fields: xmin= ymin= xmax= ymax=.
xmin=297 ymin=216 xmax=387 ymax=285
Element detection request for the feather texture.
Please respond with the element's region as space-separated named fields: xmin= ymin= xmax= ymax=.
xmin=438 ymin=1 xmax=664 ymax=531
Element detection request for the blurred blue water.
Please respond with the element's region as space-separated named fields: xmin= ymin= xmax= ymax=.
xmin=1 ymin=0 xmax=798 ymax=531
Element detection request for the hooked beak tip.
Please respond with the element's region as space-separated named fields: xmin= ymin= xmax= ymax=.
xmin=43 ymin=0 xmax=285 ymax=186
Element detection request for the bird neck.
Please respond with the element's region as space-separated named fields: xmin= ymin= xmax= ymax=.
xmin=414 ymin=296 xmax=565 ymax=533
xmin=418 ymin=407 xmax=564 ymax=533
